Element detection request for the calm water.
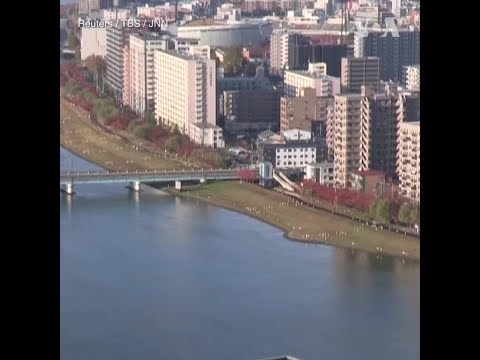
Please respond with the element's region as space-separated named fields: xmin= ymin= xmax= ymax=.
xmin=60 ymin=147 xmax=420 ymax=360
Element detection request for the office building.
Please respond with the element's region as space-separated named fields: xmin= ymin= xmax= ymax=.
xmin=402 ymin=65 xmax=420 ymax=89
xmin=80 ymin=27 xmax=107 ymax=60
xmin=284 ymin=63 xmax=340 ymax=97
xmin=397 ymin=121 xmax=420 ymax=203
xmin=124 ymin=33 xmax=169 ymax=116
xmin=154 ymin=49 xmax=217 ymax=139
xmin=354 ymin=29 xmax=420 ymax=82
xmin=221 ymin=89 xmax=282 ymax=133
xmin=280 ymin=88 xmax=317 ymax=133
xmin=341 ymin=57 xmax=380 ymax=93
xmin=217 ymin=65 xmax=272 ymax=93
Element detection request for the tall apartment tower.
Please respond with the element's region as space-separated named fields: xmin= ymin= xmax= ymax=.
xmin=124 ymin=33 xmax=169 ymax=116
xmin=359 ymin=86 xmax=398 ymax=176
xmin=154 ymin=49 xmax=216 ymax=135
xmin=106 ymin=24 xmax=146 ymax=103
xmin=270 ymin=30 xmax=290 ymax=76
xmin=397 ymin=121 xmax=420 ymax=203
xmin=354 ymin=29 xmax=420 ymax=82
xmin=333 ymin=94 xmax=363 ymax=188
xmin=397 ymin=89 xmax=420 ymax=123
xmin=270 ymin=31 xmax=308 ymax=76
xmin=334 ymin=87 xmax=402 ymax=187
xmin=402 ymin=65 xmax=420 ymax=89
xmin=341 ymin=57 xmax=380 ymax=94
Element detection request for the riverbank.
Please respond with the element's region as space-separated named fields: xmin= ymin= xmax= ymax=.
xmin=166 ymin=182 xmax=419 ymax=261
xmin=60 ymin=98 xmax=192 ymax=172
xmin=60 ymin=99 xmax=420 ymax=261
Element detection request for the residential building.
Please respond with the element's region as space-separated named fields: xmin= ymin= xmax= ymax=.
xmin=154 ymin=49 xmax=217 ymax=138
xmin=354 ymin=29 xmax=420 ymax=82
xmin=305 ymin=161 xmax=335 ymax=186
xmin=189 ymin=123 xmax=225 ymax=148
xmin=80 ymin=27 xmax=107 ymax=60
xmin=402 ymin=65 xmax=420 ymax=89
xmin=270 ymin=31 xmax=309 ymax=76
xmin=124 ymin=32 xmax=169 ymax=116
xmin=359 ymin=86 xmax=398 ymax=176
xmin=397 ymin=121 xmax=420 ymax=203
xmin=106 ymin=23 xmax=149 ymax=102
xmin=341 ymin=57 xmax=380 ymax=93
xmin=333 ymin=94 xmax=363 ymax=188
xmin=397 ymin=89 xmax=420 ymax=123
xmin=220 ymin=89 xmax=282 ymax=133
xmin=257 ymin=129 xmax=328 ymax=170
xmin=284 ymin=63 xmax=340 ymax=97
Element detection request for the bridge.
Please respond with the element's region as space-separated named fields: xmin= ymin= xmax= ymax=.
xmin=60 ymin=168 xmax=253 ymax=195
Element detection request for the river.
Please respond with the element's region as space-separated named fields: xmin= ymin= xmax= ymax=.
xmin=60 ymin=147 xmax=420 ymax=360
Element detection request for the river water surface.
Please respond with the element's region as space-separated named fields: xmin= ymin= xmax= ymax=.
xmin=60 ymin=147 xmax=420 ymax=360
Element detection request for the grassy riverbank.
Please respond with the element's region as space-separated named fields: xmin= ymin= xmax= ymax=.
xmin=60 ymin=99 xmax=190 ymax=171
xmin=167 ymin=182 xmax=419 ymax=260
xmin=61 ymin=99 xmax=419 ymax=261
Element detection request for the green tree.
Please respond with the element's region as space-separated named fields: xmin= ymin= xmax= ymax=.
xmin=398 ymin=202 xmax=413 ymax=225
xmin=64 ymin=80 xmax=82 ymax=96
xmin=411 ymin=207 xmax=420 ymax=226
xmin=165 ymin=135 xmax=182 ymax=153
xmin=145 ymin=111 xmax=156 ymax=124
xmin=85 ymin=55 xmax=107 ymax=93
xmin=133 ymin=124 xmax=152 ymax=139
xmin=370 ymin=198 xmax=396 ymax=223
xmin=68 ymin=30 xmax=79 ymax=48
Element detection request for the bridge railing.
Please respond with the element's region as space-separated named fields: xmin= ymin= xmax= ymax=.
xmin=60 ymin=167 xmax=252 ymax=176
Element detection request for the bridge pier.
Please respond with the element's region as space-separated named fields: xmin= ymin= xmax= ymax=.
xmin=175 ymin=180 xmax=182 ymax=190
xmin=63 ymin=183 xmax=75 ymax=196
xmin=129 ymin=181 xmax=141 ymax=192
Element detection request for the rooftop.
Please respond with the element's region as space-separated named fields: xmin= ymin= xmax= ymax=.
xmin=131 ymin=32 xmax=164 ymax=41
xmin=183 ymin=18 xmax=225 ymax=27
xmin=191 ymin=122 xmax=221 ymax=129
xmin=351 ymin=170 xmax=385 ymax=177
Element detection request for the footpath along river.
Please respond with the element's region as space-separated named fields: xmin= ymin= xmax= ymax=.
xmin=60 ymin=147 xmax=419 ymax=360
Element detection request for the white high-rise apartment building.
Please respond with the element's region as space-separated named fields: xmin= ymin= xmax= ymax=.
xmin=80 ymin=27 xmax=107 ymax=60
xmin=154 ymin=49 xmax=219 ymax=146
xmin=125 ymin=33 xmax=168 ymax=116
xmin=333 ymin=94 xmax=363 ymax=188
xmin=397 ymin=121 xmax=420 ymax=204
xmin=270 ymin=30 xmax=290 ymax=76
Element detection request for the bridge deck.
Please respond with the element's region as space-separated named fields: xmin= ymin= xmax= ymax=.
xmin=60 ymin=169 xmax=246 ymax=185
